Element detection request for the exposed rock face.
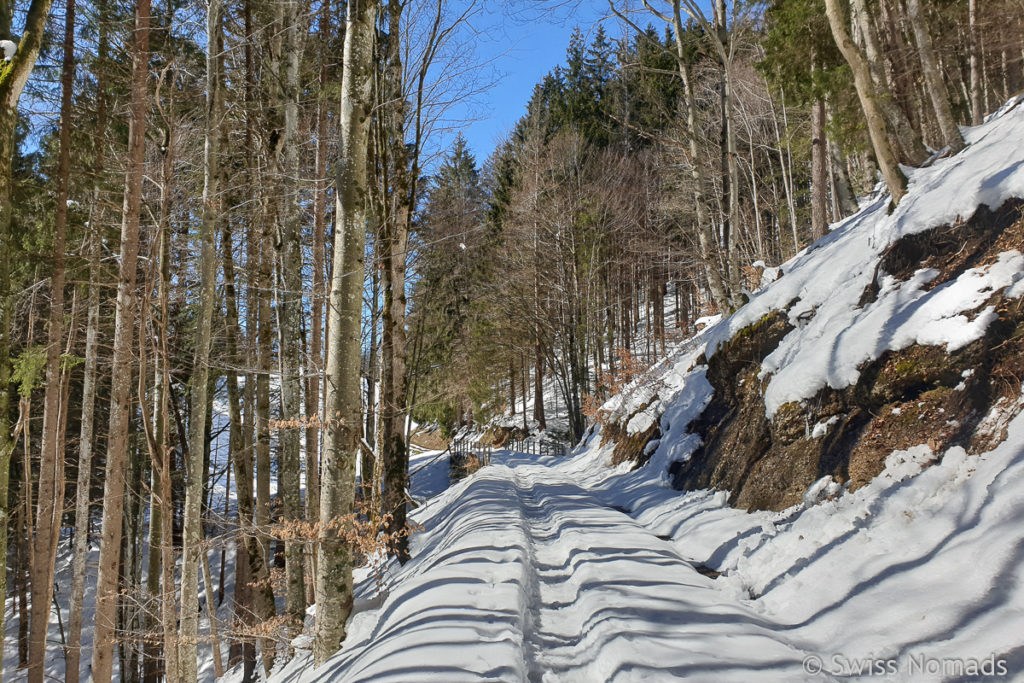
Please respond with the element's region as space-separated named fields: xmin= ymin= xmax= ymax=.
xmin=669 ymin=199 xmax=1024 ymax=512
xmin=601 ymin=401 xmax=662 ymax=467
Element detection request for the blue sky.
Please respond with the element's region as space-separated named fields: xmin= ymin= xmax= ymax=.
xmin=443 ymin=2 xmax=617 ymax=165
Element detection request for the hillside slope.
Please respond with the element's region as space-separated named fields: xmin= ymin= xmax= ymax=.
xmin=260 ymin=97 xmax=1024 ymax=682
xmin=604 ymin=95 xmax=1024 ymax=511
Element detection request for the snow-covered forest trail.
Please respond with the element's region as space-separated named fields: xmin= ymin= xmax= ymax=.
xmin=276 ymin=451 xmax=817 ymax=682
xmin=504 ymin=464 xmax=810 ymax=681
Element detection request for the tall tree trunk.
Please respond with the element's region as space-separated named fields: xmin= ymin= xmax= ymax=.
xmin=222 ymin=207 xmax=259 ymax=683
xmin=272 ymin=0 xmax=307 ymax=625
xmin=668 ymin=4 xmax=729 ymax=308
xmin=119 ymin=425 xmax=144 ymax=683
xmin=714 ymin=0 xmax=742 ymax=306
xmin=905 ymin=0 xmax=964 ymax=153
xmin=314 ymin=0 xmax=377 ymax=664
xmin=199 ymin=534 xmax=224 ymax=677
xmin=379 ymin=0 xmax=411 ymax=562
xmin=143 ymin=60 xmax=177 ymax=683
xmin=969 ymin=0 xmax=983 ymax=125
xmin=305 ymin=0 xmax=331 ymax=595
xmin=242 ymin=0 xmax=278 ymax=665
xmin=811 ymin=95 xmax=828 ymax=240
xmin=67 ymin=216 xmax=103 ymax=683
xmin=91 ymin=0 xmax=151 ymax=676
xmin=179 ymin=0 xmax=222 ymax=676
xmin=827 ymin=101 xmax=861 ymax=217
xmin=0 ymin=0 xmax=56 ymax=674
xmin=240 ymin=3 xmax=277 ymax=670
xmin=67 ymin=6 xmax=108 ymax=677
xmin=825 ymin=0 xmax=908 ymax=206
xmin=28 ymin=0 xmax=74 ymax=675
xmin=156 ymin=161 xmax=178 ymax=683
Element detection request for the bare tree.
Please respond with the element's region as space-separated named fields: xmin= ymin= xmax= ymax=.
xmin=314 ymin=0 xmax=378 ymax=665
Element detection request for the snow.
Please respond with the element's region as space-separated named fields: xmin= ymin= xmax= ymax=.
xmin=810 ymin=415 xmax=839 ymax=439
xmin=625 ymin=409 xmax=656 ymax=436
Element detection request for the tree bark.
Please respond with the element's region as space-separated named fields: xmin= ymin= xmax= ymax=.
xmin=714 ymin=0 xmax=742 ymax=306
xmin=825 ymin=0 xmax=908 ymax=206
xmin=67 ymin=205 xmax=103 ymax=683
xmin=305 ymin=0 xmax=331 ymax=597
xmin=811 ymin=95 xmax=828 ymax=240
xmin=314 ymin=0 xmax=377 ymax=664
xmin=849 ymin=0 xmax=929 ymax=165
xmin=379 ymin=0 xmax=411 ymax=561
xmin=0 ymin=0 xmax=57 ymax=674
xmin=179 ymin=0 xmax=223 ymax=677
xmin=67 ymin=12 xmax=108 ymax=678
xmin=222 ymin=201 xmax=260 ymax=682
xmin=905 ymin=0 xmax=964 ymax=153
xmin=27 ymin=0 xmax=74 ymax=675
xmin=969 ymin=0 xmax=983 ymax=125
xmin=91 ymin=0 xmax=151 ymax=677
xmin=241 ymin=0 xmax=278 ymax=664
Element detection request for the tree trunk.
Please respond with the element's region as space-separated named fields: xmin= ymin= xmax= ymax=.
xmin=314 ymin=0 xmax=377 ymax=665
xmin=141 ymin=60 xmax=176 ymax=683
xmin=157 ymin=183 xmax=179 ymax=683
xmin=0 ymin=0 xmax=57 ymax=674
xmin=379 ymin=0 xmax=411 ymax=562
xmin=825 ymin=0 xmax=908 ymax=206
xmin=68 ymin=13 xmax=108 ymax=679
xmin=222 ymin=204 xmax=259 ymax=682
xmin=671 ymin=14 xmax=729 ymax=309
xmin=969 ymin=0 xmax=983 ymax=125
xmin=179 ymin=0 xmax=222 ymax=676
xmin=241 ymin=0 xmax=278 ymax=662
xmin=849 ymin=0 xmax=929 ymax=165
xmin=811 ymin=95 xmax=828 ymax=240
xmin=270 ymin=0 xmax=307 ymax=627
xmin=306 ymin=0 xmax=331 ymax=597
xmin=67 ymin=211 xmax=103 ymax=683
xmin=28 ymin=0 xmax=74 ymax=675
xmin=715 ymin=0 xmax=742 ymax=306
xmin=91 ymin=0 xmax=151 ymax=677
xmin=905 ymin=0 xmax=964 ymax=153
xmin=200 ymin=535 xmax=224 ymax=677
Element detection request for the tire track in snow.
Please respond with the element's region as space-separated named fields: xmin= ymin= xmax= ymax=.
xmin=506 ymin=464 xmax=822 ymax=682
xmin=511 ymin=470 xmax=550 ymax=683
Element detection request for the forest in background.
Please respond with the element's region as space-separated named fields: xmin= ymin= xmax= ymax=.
xmin=0 ymin=0 xmax=1021 ymax=681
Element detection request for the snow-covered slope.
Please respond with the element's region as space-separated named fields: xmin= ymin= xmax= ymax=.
xmin=260 ymin=98 xmax=1024 ymax=682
